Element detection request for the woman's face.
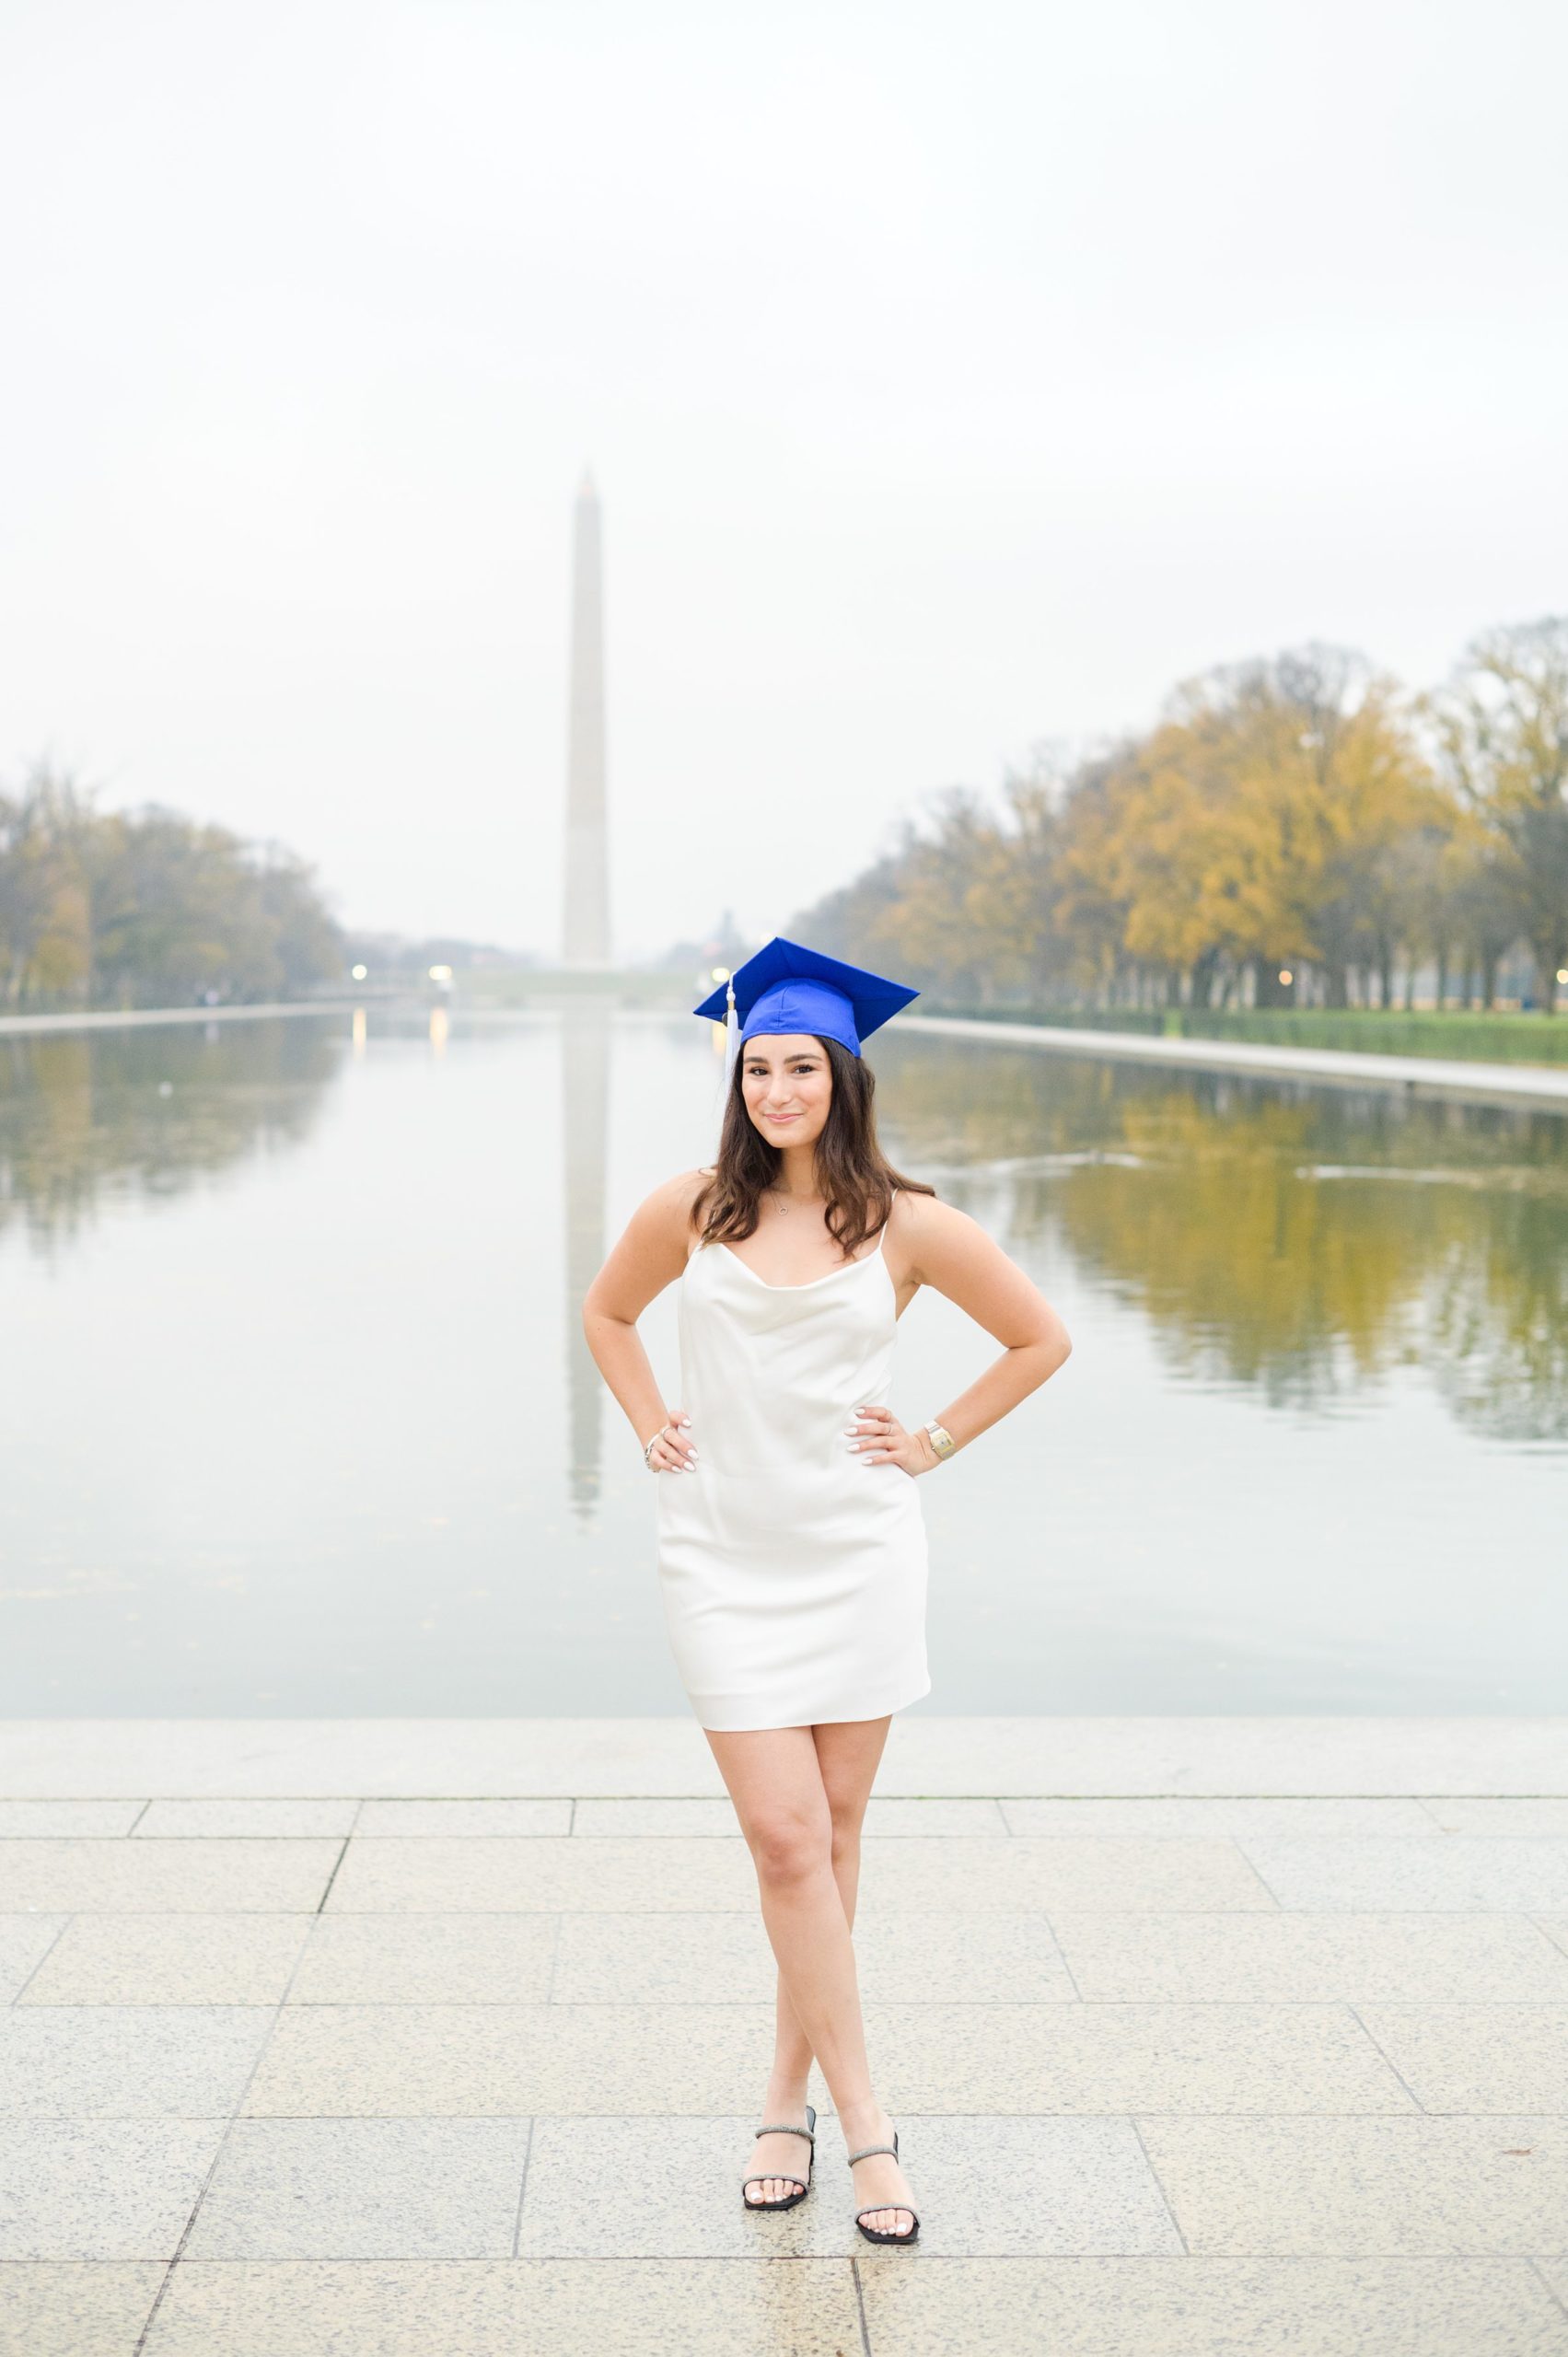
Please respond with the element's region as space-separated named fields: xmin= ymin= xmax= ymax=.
xmin=740 ymin=1032 xmax=833 ymax=1151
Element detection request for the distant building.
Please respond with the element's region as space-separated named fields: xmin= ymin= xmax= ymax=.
xmin=562 ymin=471 xmax=610 ymax=968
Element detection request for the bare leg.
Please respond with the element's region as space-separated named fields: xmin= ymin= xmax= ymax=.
xmin=766 ymin=1714 xmax=888 ymax=2097
xmin=706 ymin=1715 xmax=916 ymax=2234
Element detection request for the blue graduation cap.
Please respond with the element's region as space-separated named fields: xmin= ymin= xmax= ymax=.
xmin=693 ymin=936 xmax=919 ymax=1095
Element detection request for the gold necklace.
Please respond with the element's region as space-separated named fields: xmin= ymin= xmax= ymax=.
xmin=765 ymin=1183 xmax=819 ymax=1215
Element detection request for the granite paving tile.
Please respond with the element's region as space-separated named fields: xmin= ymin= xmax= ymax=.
xmin=6 ymin=1713 xmax=1567 ymax=1800
xmin=1538 ymin=2257 xmax=1568 ymax=2306
xmin=0 ymin=1839 xmax=342 ymax=1913
xmin=325 ymin=1833 xmax=1274 ymax=1916
xmin=134 ymin=1800 xmax=358 ymax=1839
xmin=1239 ymin=1837 xmax=1568 ymax=1912
xmin=517 ymin=2112 xmax=840 ymax=2258
xmin=861 ymin=1798 xmax=1013 ymax=1837
xmin=571 ymin=1795 xmax=1011 ymax=1837
xmin=1047 ymin=1911 xmax=1568 ymax=2003
xmin=1355 ymin=2005 xmax=1568 ymax=2113
xmin=141 ymin=2257 xmax=864 ymax=2354
xmin=1423 ymin=1800 xmax=1568 ymax=1835
xmin=324 ymin=1836 xmax=756 ymax=1913
xmin=0 ymin=1915 xmax=68 ymax=2003
xmin=854 ymin=1837 xmax=1274 ymax=1913
xmin=354 ymin=1800 xmax=572 ymax=1837
xmin=547 ymin=1910 xmax=769 ymax=2003
xmin=0 ymin=2120 xmax=225 ymax=2259
xmin=855 ymin=2255 xmax=1568 ymax=2356
xmin=517 ymin=2111 xmax=1179 ymax=2257
xmin=1541 ymin=1919 xmax=1568 ymax=1961
xmin=184 ymin=2118 xmax=534 ymax=2258
xmin=0 ymin=2264 xmax=164 ymax=2357
xmin=1136 ymin=2115 xmax=1568 ymax=2253
xmin=286 ymin=1913 xmax=558 ymax=2004
xmin=566 ymin=1799 xmax=739 ymax=1838
xmin=848 ymin=2112 xmax=1182 ymax=2257
xmin=19 ymin=1914 xmax=313 ymax=2006
xmin=551 ymin=1910 xmax=1076 ymax=2004
xmin=240 ymin=1998 xmax=1411 ymax=2118
xmin=242 ymin=2003 xmax=778 ymax=2114
xmin=1002 ymin=1797 xmax=1442 ymax=1838
xmin=0 ymin=1719 xmax=724 ymax=1802
xmin=0 ymin=2005 xmax=272 ymax=2119
xmin=858 ymin=2001 xmax=1414 ymax=2114
xmin=0 ymin=1803 xmax=144 ymax=1838
xmin=871 ymin=1716 xmax=1568 ymax=1800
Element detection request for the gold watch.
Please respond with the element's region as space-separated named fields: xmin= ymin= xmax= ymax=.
xmin=923 ymin=1420 xmax=957 ymax=1461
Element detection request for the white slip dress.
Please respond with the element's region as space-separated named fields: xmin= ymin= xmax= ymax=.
xmin=656 ymin=1194 xmax=933 ymax=1732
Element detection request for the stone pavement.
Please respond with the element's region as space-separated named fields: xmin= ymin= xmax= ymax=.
xmin=2 ymin=1716 xmax=1566 ymax=2356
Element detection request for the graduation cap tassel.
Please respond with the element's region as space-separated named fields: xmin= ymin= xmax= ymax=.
xmin=720 ymin=977 xmax=740 ymax=1107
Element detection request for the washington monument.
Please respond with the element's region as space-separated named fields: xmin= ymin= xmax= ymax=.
xmin=561 ymin=470 xmax=610 ymax=967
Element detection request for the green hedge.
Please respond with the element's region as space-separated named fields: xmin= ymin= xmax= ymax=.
xmin=928 ymin=1004 xmax=1568 ymax=1064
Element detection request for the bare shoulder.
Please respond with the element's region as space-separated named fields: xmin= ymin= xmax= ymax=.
xmin=891 ymin=1185 xmax=970 ymax=1250
xmin=633 ymin=1166 xmax=715 ymax=1244
xmin=893 ymin=1188 xmax=1009 ymax=1285
xmin=587 ymin=1167 xmax=715 ymax=1317
xmin=890 ymin=1185 xmax=1061 ymax=1342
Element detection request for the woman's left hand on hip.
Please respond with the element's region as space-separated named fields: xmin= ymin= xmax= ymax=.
xmin=844 ymin=1403 xmax=927 ymax=1477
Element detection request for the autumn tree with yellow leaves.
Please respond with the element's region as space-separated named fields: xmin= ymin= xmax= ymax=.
xmin=0 ymin=764 xmax=343 ymax=1010
xmin=796 ymin=620 xmax=1568 ymax=1016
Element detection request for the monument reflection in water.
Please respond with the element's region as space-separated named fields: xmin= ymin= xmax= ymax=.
xmin=0 ymin=1008 xmax=1563 ymax=1714
xmin=561 ymin=1003 xmax=610 ymax=1516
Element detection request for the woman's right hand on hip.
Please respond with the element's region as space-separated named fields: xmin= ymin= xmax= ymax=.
xmin=645 ymin=1409 xmax=699 ymax=1472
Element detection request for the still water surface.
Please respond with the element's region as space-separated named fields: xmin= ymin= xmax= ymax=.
xmin=2 ymin=1009 xmax=1563 ymax=1714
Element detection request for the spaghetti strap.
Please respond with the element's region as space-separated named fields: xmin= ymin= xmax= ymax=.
xmin=875 ymin=1186 xmax=898 ymax=1257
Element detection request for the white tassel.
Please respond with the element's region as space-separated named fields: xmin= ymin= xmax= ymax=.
xmin=716 ymin=978 xmax=740 ymax=1145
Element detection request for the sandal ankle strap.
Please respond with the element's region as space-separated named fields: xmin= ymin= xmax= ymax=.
xmin=846 ymin=2142 xmax=898 ymax=2165
xmin=753 ymin=2120 xmax=814 ymax=2142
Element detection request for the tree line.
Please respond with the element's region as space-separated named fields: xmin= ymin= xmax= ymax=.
xmin=0 ymin=766 xmax=343 ymax=1009
xmin=796 ymin=616 xmax=1568 ymax=1015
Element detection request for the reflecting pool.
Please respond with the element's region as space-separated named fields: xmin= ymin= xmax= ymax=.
xmin=2 ymin=1009 xmax=1563 ymax=1714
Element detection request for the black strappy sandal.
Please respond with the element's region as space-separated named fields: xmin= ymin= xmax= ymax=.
xmin=740 ymin=2104 xmax=817 ymax=2212
xmin=848 ymin=2125 xmax=920 ymax=2245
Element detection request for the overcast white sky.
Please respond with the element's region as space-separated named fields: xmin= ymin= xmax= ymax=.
xmin=3 ymin=0 xmax=1565 ymax=959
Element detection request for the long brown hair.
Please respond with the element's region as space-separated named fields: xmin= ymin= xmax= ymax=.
xmin=691 ymin=1035 xmax=936 ymax=1258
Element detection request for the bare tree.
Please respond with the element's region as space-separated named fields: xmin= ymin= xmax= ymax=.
xmin=1428 ymin=618 xmax=1568 ymax=1011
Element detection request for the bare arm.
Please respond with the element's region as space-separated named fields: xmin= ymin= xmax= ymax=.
xmin=856 ymin=1191 xmax=1073 ymax=1476
xmin=580 ymin=1170 xmax=706 ymax=1472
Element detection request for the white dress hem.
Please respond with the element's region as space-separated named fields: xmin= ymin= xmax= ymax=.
xmin=692 ymin=1665 xmax=932 ymax=1735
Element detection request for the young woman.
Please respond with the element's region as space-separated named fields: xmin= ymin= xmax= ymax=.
xmin=582 ymin=937 xmax=1073 ymax=2245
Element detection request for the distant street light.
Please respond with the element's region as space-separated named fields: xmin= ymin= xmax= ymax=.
xmin=351 ymin=963 xmax=368 ymax=981
xmin=428 ymin=964 xmax=454 ymax=983
xmin=1558 ymin=969 xmax=1568 ymax=986
xmin=710 ymin=965 xmax=730 ymax=983
xmin=1278 ymin=970 xmax=1293 ymax=986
